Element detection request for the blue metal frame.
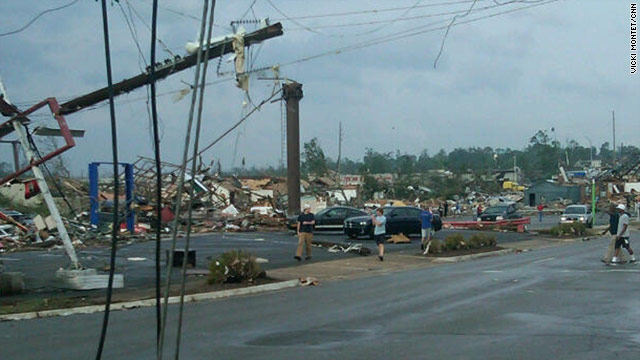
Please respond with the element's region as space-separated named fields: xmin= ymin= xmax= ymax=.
xmin=89 ymin=162 xmax=135 ymax=232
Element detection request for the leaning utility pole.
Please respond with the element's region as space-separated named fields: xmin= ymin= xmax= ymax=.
xmin=58 ymin=23 xmax=283 ymax=115
xmin=283 ymin=81 xmax=303 ymax=215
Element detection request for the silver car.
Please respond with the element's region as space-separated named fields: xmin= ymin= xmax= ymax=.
xmin=560 ymin=205 xmax=593 ymax=228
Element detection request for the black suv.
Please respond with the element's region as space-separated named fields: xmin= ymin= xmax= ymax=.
xmin=287 ymin=206 xmax=367 ymax=231
xmin=479 ymin=204 xmax=522 ymax=221
xmin=344 ymin=206 xmax=442 ymax=239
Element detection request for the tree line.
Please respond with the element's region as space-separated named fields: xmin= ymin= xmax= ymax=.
xmin=229 ymin=129 xmax=639 ymax=200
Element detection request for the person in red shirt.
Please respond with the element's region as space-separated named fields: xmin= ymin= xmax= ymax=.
xmin=537 ymin=203 xmax=545 ymax=222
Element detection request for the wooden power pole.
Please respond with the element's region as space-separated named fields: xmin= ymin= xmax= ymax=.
xmin=283 ymin=81 xmax=303 ymax=215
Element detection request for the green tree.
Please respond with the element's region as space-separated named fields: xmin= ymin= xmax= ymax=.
xmin=301 ymin=138 xmax=328 ymax=176
xmin=362 ymin=148 xmax=393 ymax=173
xmin=361 ymin=174 xmax=383 ymax=200
xmin=395 ymin=152 xmax=416 ymax=175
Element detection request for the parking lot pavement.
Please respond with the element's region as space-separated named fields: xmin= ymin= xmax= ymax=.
xmin=0 ymin=225 xmax=587 ymax=295
xmin=0 ymin=232 xmax=362 ymax=292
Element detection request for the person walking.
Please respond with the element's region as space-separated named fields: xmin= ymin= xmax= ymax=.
xmin=295 ymin=204 xmax=315 ymax=261
xmin=372 ymin=208 xmax=386 ymax=261
xmin=476 ymin=204 xmax=483 ymax=220
xmin=602 ymin=204 xmax=620 ymax=263
xmin=537 ymin=203 xmax=544 ymax=222
xmin=420 ymin=206 xmax=433 ymax=253
xmin=443 ymin=201 xmax=449 ymax=217
xmin=612 ymin=204 xmax=636 ymax=264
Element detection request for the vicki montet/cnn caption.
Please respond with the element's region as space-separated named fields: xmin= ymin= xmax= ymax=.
xmin=632 ymin=3 xmax=637 ymax=74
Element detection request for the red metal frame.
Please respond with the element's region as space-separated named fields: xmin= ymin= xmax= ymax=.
xmin=0 ymin=98 xmax=75 ymax=186
xmin=443 ymin=217 xmax=531 ymax=230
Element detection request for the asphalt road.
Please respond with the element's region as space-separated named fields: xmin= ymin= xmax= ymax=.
xmin=2 ymin=233 xmax=640 ymax=359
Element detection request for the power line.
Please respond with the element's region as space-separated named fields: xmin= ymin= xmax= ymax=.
xmin=284 ymin=3 xmax=503 ymax=32
xmin=174 ymin=1 xmax=217 ymax=355
xmin=265 ymin=0 xmax=501 ymax=37
xmin=126 ymin=0 xmax=176 ymax=57
xmin=148 ymin=0 xmax=163 ymax=349
xmin=240 ymin=0 xmax=258 ymax=20
xmin=118 ymin=1 xmax=148 ymax=69
xmin=95 ymin=0 xmax=122 ymax=358
xmin=133 ymin=0 xmax=231 ymax=30
xmin=350 ymin=0 xmax=425 ymax=36
xmin=269 ymin=0 xmax=487 ymax=21
xmin=157 ymin=0 xmax=212 ymax=357
xmin=275 ymin=0 xmax=560 ymax=68
xmin=433 ymin=0 xmax=479 ymax=68
xmin=265 ymin=0 xmax=324 ymax=35
xmin=0 ymin=0 xmax=80 ymax=37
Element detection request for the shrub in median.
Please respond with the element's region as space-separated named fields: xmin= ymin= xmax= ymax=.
xmin=467 ymin=233 xmax=497 ymax=248
xmin=444 ymin=234 xmax=466 ymax=251
xmin=208 ymin=250 xmax=264 ymax=284
xmin=550 ymin=222 xmax=587 ymax=237
xmin=428 ymin=239 xmax=443 ymax=254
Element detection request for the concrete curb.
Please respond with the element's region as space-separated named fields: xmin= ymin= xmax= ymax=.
xmin=430 ymin=248 xmax=516 ymax=263
xmin=0 ymin=279 xmax=300 ymax=322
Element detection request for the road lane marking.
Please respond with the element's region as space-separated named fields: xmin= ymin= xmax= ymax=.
xmin=483 ymin=270 xmax=503 ymax=273
xmin=534 ymin=257 xmax=555 ymax=263
xmin=599 ymin=269 xmax=640 ymax=272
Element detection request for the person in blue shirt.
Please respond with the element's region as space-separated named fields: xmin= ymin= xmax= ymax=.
xmin=371 ymin=208 xmax=386 ymax=261
xmin=420 ymin=206 xmax=433 ymax=252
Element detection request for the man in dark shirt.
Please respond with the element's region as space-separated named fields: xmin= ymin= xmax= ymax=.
xmin=602 ymin=204 xmax=621 ymax=263
xmin=602 ymin=205 xmax=619 ymax=236
xmin=295 ymin=204 xmax=315 ymax=261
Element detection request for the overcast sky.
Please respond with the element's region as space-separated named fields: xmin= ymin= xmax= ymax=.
xmin=0 ymin=0 xmax=637 ymax=175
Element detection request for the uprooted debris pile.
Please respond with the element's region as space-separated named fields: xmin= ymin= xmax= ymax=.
xmin=1 ymin=157 xmax=302 ymax=252
xmin=326 ymin=243 xmax=371 ymax=256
